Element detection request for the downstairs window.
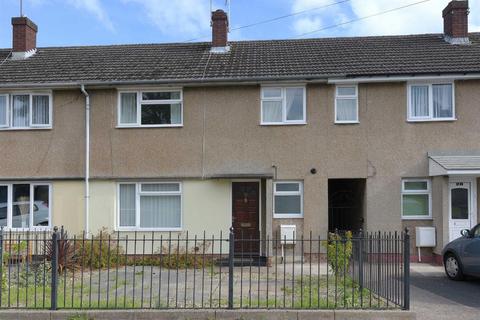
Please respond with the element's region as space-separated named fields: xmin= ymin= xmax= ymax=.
xmin=118 ymin=182 xmax=182 ymax=230
xmin=0 ymin=183 xmax=51 ymax=229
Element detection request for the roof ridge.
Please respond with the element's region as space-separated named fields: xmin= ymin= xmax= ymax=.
xmin=1 ymin=32 xmax=479 ymax=51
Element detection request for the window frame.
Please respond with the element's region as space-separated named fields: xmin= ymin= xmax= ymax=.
xmin=117 ymin=182 xmax=183 ymax=231
xmin=0 ymin=182 xmax=52 ymax=230
xmin=407 ymin=82 xmax=456 ymax=122
xmin=273 ymin=181 xmax=304 ymax=219
xmin=0 ymin=92 xmax=52 ymax=130
xmin=0 ymin=94 xmax=9 ymax=128
xmin=260 ymin=86 xmax=306 ymax=125
xmin=335 ymin=85 xmax=359 ymax=124
xmin=401 ymin=179 xmax=432 ymax=220
xmin=117 ymin=89 xmax=183 ymax=128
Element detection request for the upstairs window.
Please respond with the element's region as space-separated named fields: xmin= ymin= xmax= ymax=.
xmin=261 ymin=87 xmax=306 ymax=125
xmin=0 ymin=93 xmax=51 ymax=129
xmin=335 ymin=85 xmax=358 ymax=123
xmin=118 ymin=90 xmax=183 ymax=127
xmin=408 ymin=83 xmax=454 ymax=121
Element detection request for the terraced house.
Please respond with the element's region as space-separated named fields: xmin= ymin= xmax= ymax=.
xmin=0 ymin=0 xmax=479 ymax=261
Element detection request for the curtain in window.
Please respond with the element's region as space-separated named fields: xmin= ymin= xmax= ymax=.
xmin=411 ymin=86 xmax=429 ymax=117
xmin=120 ymin=93 xmax=137 ymax=124
xmin=33 ymin=185 xmax=49 ymax=227
xmin=336 ymin=98 xmax=357 ymax=121
xmin=119 ymin=184 xmax=136 ymax=227
xmin=170 ymin=103 xmax=182 ymax=124
xmin=12 ymin=95 xmax=29 ymax=127
xmin=140 ymin=195 xmax=181 ymax=228
xmin=285 ymin=88 xmax=304 ymax=121
xmin=141 ymin=183 xmax=180 ymax=192
xmin=433 ymin=84 xmax=453 ymax=118
xmin=0 ymin=186 xmax=7 ymax=227
xmin=32 ymin=96 xmax=49 ymax=125
xmin=0 ymin=96 xmax=6 ymax=126
xmin=262 ymin=101 xmax=282 ymax=122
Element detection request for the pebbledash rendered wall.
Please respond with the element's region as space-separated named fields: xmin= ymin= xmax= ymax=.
xmin=2 ymin=81 xmax=480 ymax=257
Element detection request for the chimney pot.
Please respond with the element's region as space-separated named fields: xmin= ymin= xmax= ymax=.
xmin=211 ymin=9 xmax=229 ymax=52
xmin=12 ymin=16 xmax=38 ymax=59
xmin=442 ymin=0 xmax=469 ymax=44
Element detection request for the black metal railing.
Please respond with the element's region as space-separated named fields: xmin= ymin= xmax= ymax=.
xmin=0 ymin=227 xmax=410 ymax=310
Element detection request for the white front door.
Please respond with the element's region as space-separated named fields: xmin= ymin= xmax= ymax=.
xmin=449 ymin=182 xmax=474 ymax=241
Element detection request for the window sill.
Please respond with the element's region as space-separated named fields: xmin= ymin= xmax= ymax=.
xmin=7 ymin=227 xmax=52 ymax=231
xmin=335 ymin=121 xmax=360 ymax=125
xmin=260 ymin=122 xmax=307 ymax=126
xmin=0 ymin=127 xmax=52 ymax=131
xmin=116 ymin=124 xmax=183 ymax=129
xmin=273 ymin=215 xmax=304 ymax=219
xmin=401 ymin=217 xmax=433 ymax=221
xmin=116 ymin=227 xmax=183 ymax=232
xmin=407 ymin=118 xmax=457 ymax=123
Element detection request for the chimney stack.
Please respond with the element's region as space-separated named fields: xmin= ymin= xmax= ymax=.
xmin=211 ymin=9 xmax=229 ymax=53
xmin=12 ymin=16 xmax=38 ymax=59
xmin=443 ymin=0 xmax=469 ymax=44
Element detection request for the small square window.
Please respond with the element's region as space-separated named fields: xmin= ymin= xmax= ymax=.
xmin=401 ymin=179 xmax=432 ymax=220
xmin=274 ymin=181 xmax=303 ymax=218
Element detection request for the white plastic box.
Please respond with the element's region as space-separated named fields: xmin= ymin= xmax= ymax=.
xmin=280 ymin=225 xmax=296 ymax=245
xmin=416 ymin=227 xmax=436 ymax=247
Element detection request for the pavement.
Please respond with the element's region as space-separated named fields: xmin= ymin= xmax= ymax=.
xmin=410 ymin=263 xmax=480 ymax=320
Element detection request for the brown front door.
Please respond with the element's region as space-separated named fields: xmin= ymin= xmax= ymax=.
xmin=232 ymin=182 xmax=260 ymax=255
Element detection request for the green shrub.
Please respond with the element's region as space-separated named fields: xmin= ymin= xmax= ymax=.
xmin=323 ymin=231 xmax=353 ymax=277
xmin=0 ymin=251 xmax=9 ymax=289
xmin=77 ymin=229 xmax=125 ymax=269
xmin=18 ymin=261 xmax=51 ymax=287
xmin=129 ymin=240 xmax=213 ymax=269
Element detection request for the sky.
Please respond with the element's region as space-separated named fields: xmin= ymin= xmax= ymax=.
xmin=0 ymin=0 xmax=479 ymax=48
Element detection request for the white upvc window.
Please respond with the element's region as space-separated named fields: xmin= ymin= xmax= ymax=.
xmin=401 ymin=179 xmax=432 ymax=220
xmin=335 ymin=85 xmax=358 ymax=123
xmin=0 ymin=183 xmax=51 ymax=230
xmin=0 ymin=93 xmax=52 ymax=129
xmin=407 ymin=82 xmax=455 ymax=121
xmin=261 ymin=87 xmax=306 ymax=125
xmin=117 ymin=89 xmax=183 ymax=127
xmin=273 ymin=181 xmax=303 ymax=218
xmin=118 ymin=182 xmax=182 ymax=231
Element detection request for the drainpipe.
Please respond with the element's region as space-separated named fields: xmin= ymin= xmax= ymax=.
xmin=80 ymin=85 xmax=90 ymax=235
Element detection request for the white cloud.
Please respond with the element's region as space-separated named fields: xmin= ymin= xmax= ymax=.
xmin=27 ymin=0 xmax=114 ymax=31
xmin=124 ymin=0 xmax=210 ymax=38
xmin=292 ymin=0 xmax=327 ymax=34
xmin=67 ymin=0 xmax=114 ymax=31
xmin=292 ymin=0 xmax=480 ymax=37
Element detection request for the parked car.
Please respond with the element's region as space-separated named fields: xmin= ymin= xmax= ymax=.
xmin=442 ymin=223 xmax=480 ymax=280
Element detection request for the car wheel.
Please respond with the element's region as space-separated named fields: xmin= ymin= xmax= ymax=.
xmin=444 ymin=253 xmax=464 ymax=280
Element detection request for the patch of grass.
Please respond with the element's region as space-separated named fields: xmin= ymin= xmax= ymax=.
xmin=232 ymin=275 xmax=388 ymax=309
